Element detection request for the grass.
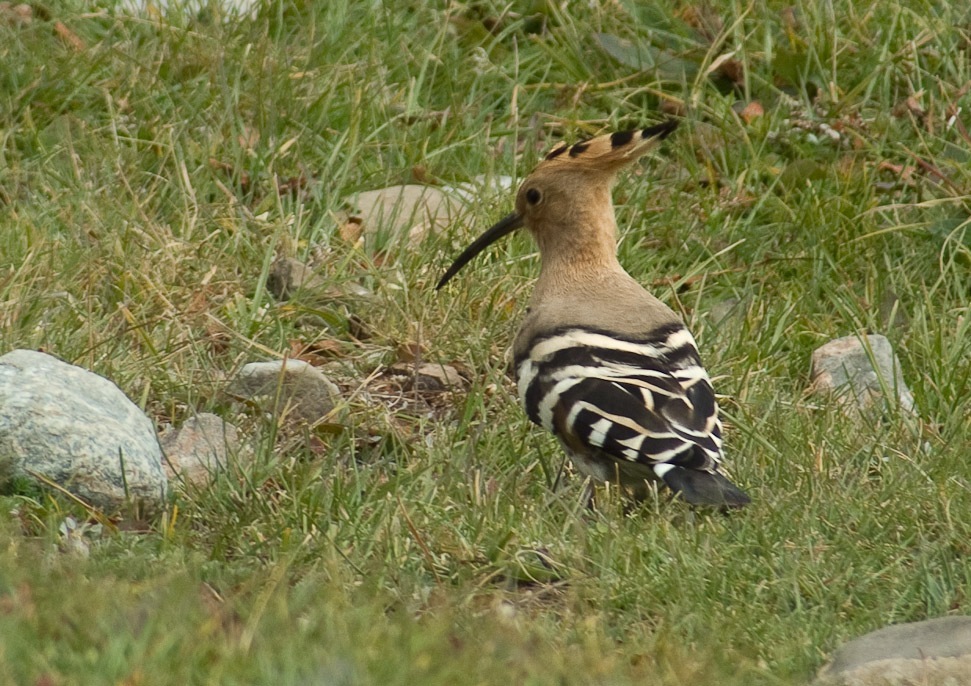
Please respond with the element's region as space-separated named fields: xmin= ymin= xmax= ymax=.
xmin=1 ymin=0 xmax=971 ymax=683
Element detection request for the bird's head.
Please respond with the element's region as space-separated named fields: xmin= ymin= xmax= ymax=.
xmin=436 ymin=120 xmax=678 ymax=289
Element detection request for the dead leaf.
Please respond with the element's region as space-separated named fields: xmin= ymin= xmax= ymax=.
xmin=711 ymin=54 xmax=744 ymax=85
xmin=0 ymin=2 xmax=32 ymax=25
xmin=893 ymin=92 xmax=925 ymax=119
xmin=209 ymin=158 xmax=252 ymax=194
xmin=338 ymin=215 xmax=364 ymax=244
xmin=275 ymin=173 xmax=314 ymax=199
xmin=836 ymin=155 xmax=864 ymax=181
xmin=946 ymin=102 xmax=971 ymax=147
xmin=185 ymin=288 xmax=213 ymax=316
xmin=660 ymin=99 xmax=687 ymax=118
xmin=238 ymin=125 xmax=260 ymax=151
xmin=740 ymin=101 xmax=764 ymax=123
xmin=204 ymin=323 xmax=231 ymax=355
xmin=388 ymin=362 xmax=467 ymax=392
xmin=288 ymin=337 xmax=347 ymax=365
xmin=718 ymin=184 xmax=757 ymax=212
xmin=780 ymin=6 xmax=800 ymax=33
xmin=53 ymin=21 xmax=84 ymax=51
xmin=877 ymin=160 xmax=916 ymax=182
xmin=411 ymin=165 xmax=438 ymax=185
xmin=678 ymin=4 xmax=724 ymax=43
xmin=446 ymin=360 xmax=474 ymax=382
xmin=390 ymin=106 xmax=450 ymax=127
xmin=396 ymin=341 xmax=428 ymax=363
xmin=347 ymin=314 xmax=373 ymax=341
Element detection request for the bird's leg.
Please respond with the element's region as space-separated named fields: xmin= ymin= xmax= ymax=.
xmin=580 ymin=478 xmax=596 ymax=511
xmin=550 ymin=454 xmax=568 ymax=493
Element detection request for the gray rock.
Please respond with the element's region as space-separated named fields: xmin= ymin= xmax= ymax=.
xmin=387 ymin=362 xmax=467 ymax=392
xmin=117 ymin=0 xmax=260 ymax=18
xmin=226 ymin=359 xmax=341 ymax=424
xmin=818 ymin=655 xmax=971 ymax=685
xmin=266 ymin=256 xmax=371 ymax=303
xmin=443 ymin=174 xmax=516 ymax=202
xmin=809 ymin=334 xmax=915 ymax=418
xmin=267 ymin=257 xmax=329 ymax=301
xmin=342 ymin=184 xmax=467 ymax=246
xmin=817 ymin=617 xmax=971 ymax=685
xmin=0 ymin=349 xmax=167 ymax=512
xmin=159 ymin=413 xmax=243 ymax=487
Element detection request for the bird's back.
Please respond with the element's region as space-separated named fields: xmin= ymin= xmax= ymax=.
xmin=513 ymin=268 xmax=681 ymax=359
xmin=512 ymin=267 xmax=749 ymax=508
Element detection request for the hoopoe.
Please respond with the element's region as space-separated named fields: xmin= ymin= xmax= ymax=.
xmin=437 ymin=120 xmax=750 ymax=509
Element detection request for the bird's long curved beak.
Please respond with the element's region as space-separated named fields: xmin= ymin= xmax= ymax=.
xmin=436 ymin=212 xmax=524 ymax=290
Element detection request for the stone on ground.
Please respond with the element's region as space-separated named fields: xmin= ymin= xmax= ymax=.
xmin=227 ymin=359 xmax=341 ymax=424
xmin=0 ymin=349 xmax=167 ymax=512
xmin=267 ymin=257 xmax=331 ymax=301
xmin=816 ymin=616 xmax=971 ymax=685
xmin=159 ymin=413 xmax=243 ymax=487
xmin=387 ymin=362 xmax=467 ymax=392
xmin=342 ymin=184 xmax=467 ymax=247
xmin=809 ymin=334 xmax=915 ymax=419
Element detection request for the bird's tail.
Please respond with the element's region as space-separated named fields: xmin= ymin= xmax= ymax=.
xmin=656 ymin=465 xmax=751 ymax=509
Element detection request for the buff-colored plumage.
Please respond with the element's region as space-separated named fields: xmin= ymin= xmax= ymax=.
xmin=438 ymin=121 xmax=750 ymax=508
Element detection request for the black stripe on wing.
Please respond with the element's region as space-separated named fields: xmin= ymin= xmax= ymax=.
xmin=515 ymin=323 xmax=697 ymax=368
xmin=556 ymin=377 xmax=717 ymax=470
xmin=537 ymin=340 xmax=699 ymax=376
xmin=657 ymin=377 xmax=718 ymax=435
xmin=515 ymin=323 xmax=723 ymax=468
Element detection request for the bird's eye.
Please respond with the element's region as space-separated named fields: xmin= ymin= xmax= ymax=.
xmin=525 ymin=188 xmax=542 ymax=205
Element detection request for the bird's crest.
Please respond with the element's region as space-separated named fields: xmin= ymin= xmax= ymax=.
xmin=435 ymin=119 xmax=679 ymax=290
xmin=538 ymin=120 xmax=678 ymax=174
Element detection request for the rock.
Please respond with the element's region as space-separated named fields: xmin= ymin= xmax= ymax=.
xmin=816 ymin=617 xmax=971 ymax=685
xmin=827 ymin=617 xmax=971 ymax=671
xmin=388 ymin=362 xmax=467 ymax=392
xmin=116 ymin=0 xmax=261 ymax=19
xmin=159 ymin=414 xmax=242 ymax=486
xmin=443 ymin=174 xmax=516 ymax=202
xmin=226 ymin=359 xmax=341 ymax=423
xmin=342 ymin=185 xmax=467 ymax=247
xmin=809 ymin=334 xmax=915 ymax=418
xmin=267 ymin=256 xmax=371 ymax=303
xmin=0 ymin=349 xmax=167 ymax=512
xmin=818 ymin=655 xmax=971 ymax=686
xmin=267 ymin=257 xmax=330 ymax=301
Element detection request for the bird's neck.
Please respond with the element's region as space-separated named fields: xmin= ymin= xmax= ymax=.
xmin=533 ymin=205 xmax=625 ymax=291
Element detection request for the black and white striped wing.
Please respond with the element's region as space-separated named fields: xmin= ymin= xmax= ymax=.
xmin=515 ymin=324 xmax=723 ymax=475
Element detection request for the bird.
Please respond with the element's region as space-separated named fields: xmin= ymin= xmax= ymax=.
xmin=436 ymin=120 xmax=750 ymax=509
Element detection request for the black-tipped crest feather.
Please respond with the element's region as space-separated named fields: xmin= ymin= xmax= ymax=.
xmin=536 ymin=119 xmax=679 ymax=172
xmin=437 ymin=119 xmax=680 ymax=290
